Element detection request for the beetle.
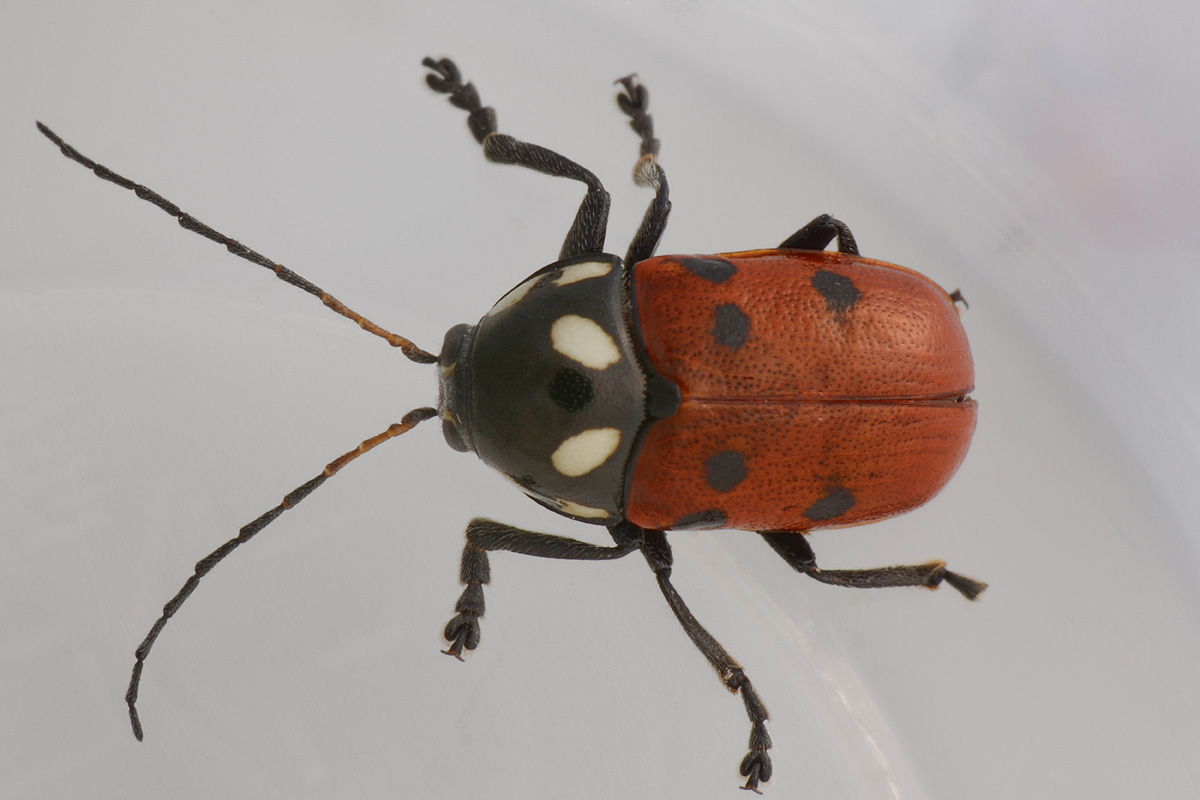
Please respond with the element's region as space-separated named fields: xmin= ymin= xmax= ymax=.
xmin=38 ymin=56 xmax=984 ymax=793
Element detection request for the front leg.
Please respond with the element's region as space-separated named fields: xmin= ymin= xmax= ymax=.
xmin=423 ymin=57 xmax=612 ymax=259
xmin=442 ymin=518 xmax=641 ymax=658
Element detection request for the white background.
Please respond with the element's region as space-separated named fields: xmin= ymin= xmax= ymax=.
xmin=4 ymin=1 xmax=1200 ymax=798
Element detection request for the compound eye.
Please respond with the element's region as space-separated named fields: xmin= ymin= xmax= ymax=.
xmin=547 ymin=367 xmax=595 ymax=413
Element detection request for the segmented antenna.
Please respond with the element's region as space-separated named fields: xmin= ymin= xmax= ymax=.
xmin=124 ymin=407 xmax=438 ymax=740
xmin=35 ymin=122 xmax=437 ymax=364
xmin=36 ymin=120 xmax=443 ymax=738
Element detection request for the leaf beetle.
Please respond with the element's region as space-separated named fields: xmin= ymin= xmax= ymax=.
xmin=38 ymin=55 xmax=985 ymax=794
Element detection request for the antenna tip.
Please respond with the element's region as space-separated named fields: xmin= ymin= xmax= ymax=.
xmin=35 ymin=121 xmax=61 ymax=146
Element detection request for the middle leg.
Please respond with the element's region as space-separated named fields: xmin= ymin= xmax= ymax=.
xmin=615 ymin=73 xmax=672 ymax=265
xmin=639 ymin=528 xmax=773 ymax=793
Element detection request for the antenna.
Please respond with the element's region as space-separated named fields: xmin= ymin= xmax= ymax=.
xmin=124 ymin=408 xmax=437 ymax=740
xmin=36 ymin=122 xmax=437 ymax=364
xmin=36 ymin=121 xmax=442 ymax=738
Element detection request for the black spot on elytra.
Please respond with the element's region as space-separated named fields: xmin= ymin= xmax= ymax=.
xmin=812 ymin=270 xmax=861 ymax=313
xmin=713 ymin=303 xmax=750 ymax=351
xmin=672 ymin=509 xmax=728 ymax=530
xmin=681 ymin=257 xmax=737 ymax=284
xmin=705 ymin=450 xmax=747 ymax=493
xmin=802 ymin=486 xmax=856 ymax=522
xmin=547 ymin=368 xmax=594 ymax=412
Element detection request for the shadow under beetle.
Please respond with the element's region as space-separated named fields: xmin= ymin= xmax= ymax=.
xmin=38 ymin=56 xmax=986 ymax=793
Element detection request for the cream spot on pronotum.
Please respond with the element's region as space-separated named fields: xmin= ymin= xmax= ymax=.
xmin=553 ymin=260 xmax=611 ymax=286
xmin=556 ymin=499 xmax=611 ymax=519
xmin=551 ymin=427 xmax=621 ymax=477
xmin=486 ymin=275 xmax=540 ymax=317
xmin=550 ymin=315 xmax=621 ymax=369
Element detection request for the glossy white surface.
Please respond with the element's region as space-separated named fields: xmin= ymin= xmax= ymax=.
xmin=4 ymin=1 xmax=1199 ymax=797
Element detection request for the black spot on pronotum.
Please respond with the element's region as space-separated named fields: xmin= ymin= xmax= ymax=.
xmin=547 ymin=368 xmax=594 ymax=412
xmin=672 ymin=509 xmax=728 ymax=530
xmin=712 ymin=303 xmax=750 ymax=351
xmin=705 ymin=450 xmax=747 ymax=493
xmin=812 ymin=270 xmax=861 ymax=313
xmin=680 ymin=257 xmax=737 ymax=284
xmin=803 ymin=486 xmax=857 ymax=522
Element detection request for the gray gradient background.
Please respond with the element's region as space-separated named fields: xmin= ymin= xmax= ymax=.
xmin=4 ymin=1 xmax=1200 ymax=797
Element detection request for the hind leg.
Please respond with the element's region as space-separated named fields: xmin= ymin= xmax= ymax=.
xmin=779 ymin=213 xmax=859 ymax=255
xmin=759 ymin=531 xmax=987 ymax=600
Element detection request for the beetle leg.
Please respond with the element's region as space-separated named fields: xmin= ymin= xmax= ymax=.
xmin=615 ymin=74 xmax=672 ymax=265
xmin=423 ymin=57 xmax=611 ymax=260
xmin=778 ymin=213 xmax=860 ymax=255
xmin=441 ymin=518 xmax=641 ymax=659
xmin=759 ymin=531 xmax=988 ymax=600
xmin=638 ymin=528 xmax=773 ymax=793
